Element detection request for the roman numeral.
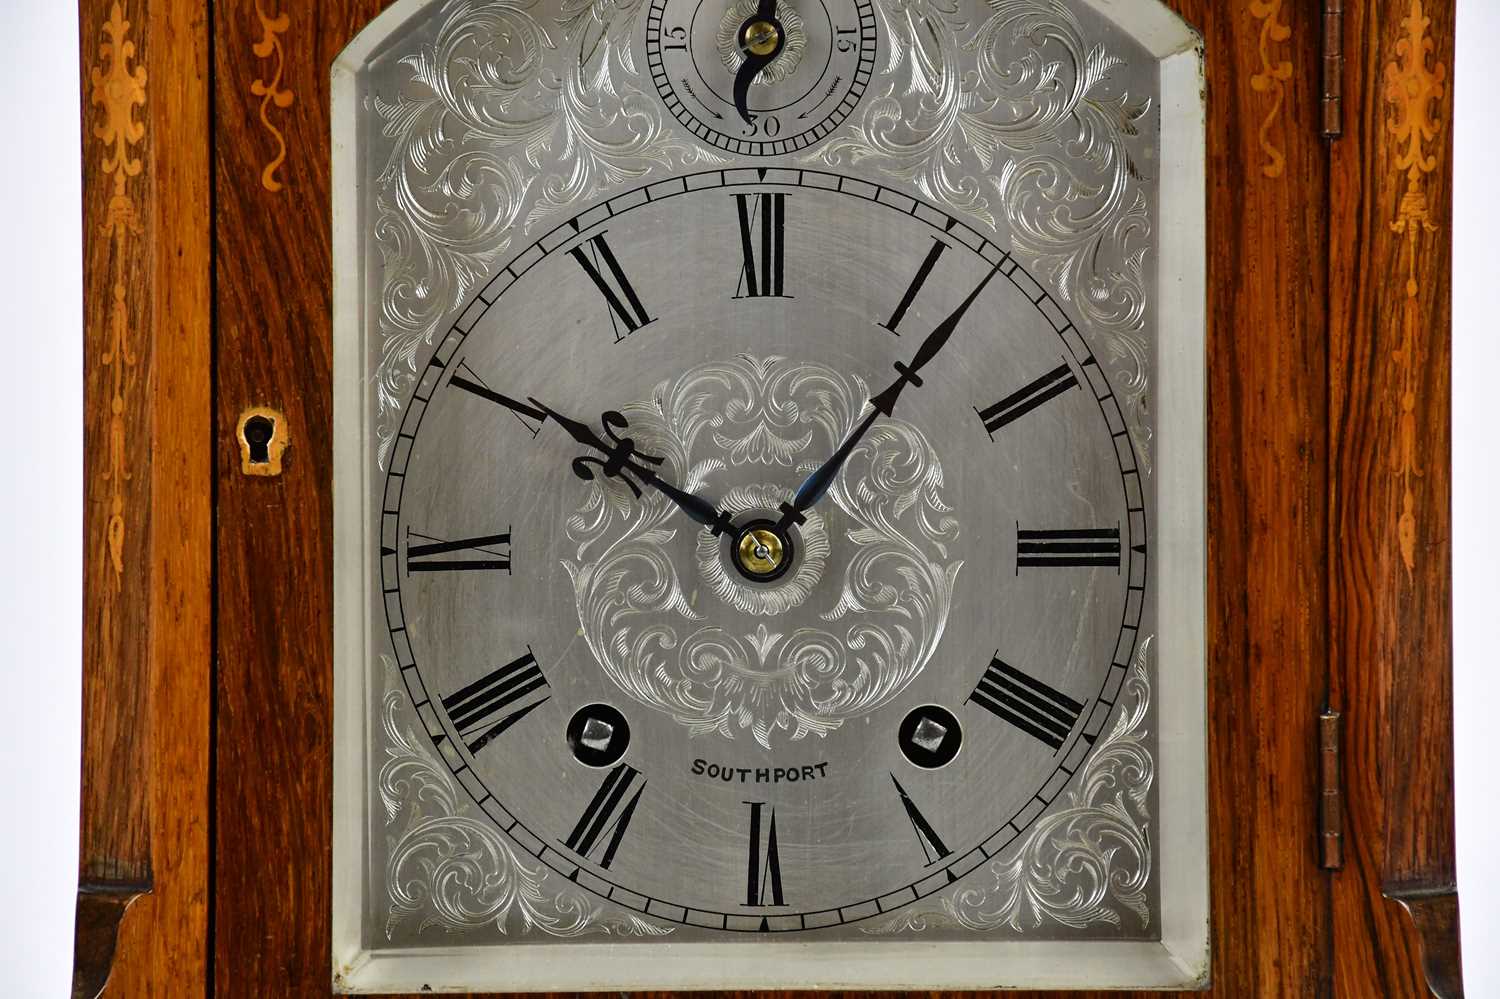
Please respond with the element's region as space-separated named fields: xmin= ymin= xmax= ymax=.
xmin=569 ymin=230 xmax=654 ymax=341
xmin=439 ymin=649 xmax=549 ymax=754
xmin=743 ymin=801 xmax=786 ymax=907
xmin=880 ymin=237 xmax=949 ymax=334
xmin=890 ymin=774 xmax=952 ymax=866
xmin=406 ymin=529 xmax=511 ymax=574
xmin=563 ymin=764 xmax=645 ymax=870
xmin=1016 ymin=526 xmax=1122 ymax=570
xmin=969 ymin=657 xmax=1084 ymax=750
xmin=976 ymin=363 xmax=1080 ymax=435
xmin=450 ymin=361 xmax=548 ymax=436
xmin=733 ymin=193 xmax=788 ymax=298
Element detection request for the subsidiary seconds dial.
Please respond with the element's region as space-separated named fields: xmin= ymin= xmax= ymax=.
xmin=646 ymin=0 xmax=876 ymax=153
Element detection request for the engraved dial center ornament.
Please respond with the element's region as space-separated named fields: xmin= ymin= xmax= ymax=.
xmin=565 ymin=353 xmax=960 ymax=748
xmin=384 ymin=170 xmax=1146 ymax=929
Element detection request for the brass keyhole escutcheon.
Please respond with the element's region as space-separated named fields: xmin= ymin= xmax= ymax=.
xmin=244 ymin=417 xmax=274 ymax=464
xmin=237 ymin=407 xmax=289 ymax=477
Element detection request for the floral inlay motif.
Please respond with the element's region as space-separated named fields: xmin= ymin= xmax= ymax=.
xmin=251 ymin=1 xmax=294 ymax=192
xmin=1249 ymin=0 xmax=1293 ymax=179
xmin=1383 ymin=0 xmax=1446 ymax=574
xmin=90 ymin=1 xmax=147 ymax=604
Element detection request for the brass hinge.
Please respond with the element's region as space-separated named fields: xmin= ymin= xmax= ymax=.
xmin=1319 ymin=711 xmax=1344 ymax=870
xmin=1322 ymin=0 xmax=1345 ymax=139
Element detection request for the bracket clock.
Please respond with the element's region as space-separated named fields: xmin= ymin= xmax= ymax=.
xmin=74 ymin=0 xmax=1463 ymax=995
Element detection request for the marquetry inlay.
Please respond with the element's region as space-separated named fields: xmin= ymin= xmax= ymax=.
xmin=251 ymin=1 xmax=293 ymax=192
xmin=1250 ymin=0 xmax=1293 ymax=179
xmin=90 ymin=1 xmax=146 ymax=603
xmin=1383 ymin=0 xmax=1447 ymax=574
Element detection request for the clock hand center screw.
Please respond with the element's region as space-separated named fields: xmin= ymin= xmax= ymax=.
xmin=741 ymin=19 xmax=781 ymax=56
xmin=732 ymin=522 xmax=792 ymax=581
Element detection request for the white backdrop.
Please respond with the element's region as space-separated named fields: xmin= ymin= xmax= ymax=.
xmin=0 ymin=4 xmax=83 ymax=997
xmin=1451 ymin=1 xmax=1497 ymax=994
xmin=0 ymin=3 xmax=1493 ymax=996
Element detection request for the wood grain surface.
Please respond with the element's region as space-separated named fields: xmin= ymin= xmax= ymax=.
xmin=211 ymin=2 xmax=382 ymax=994
xmin=78 ymin=12 xmax=156 ymax=988
xmin=76 ymin=0 xmax=1462 ymax=995
xmin=209 ymin=1 xmax=1335 ymax=994
xmin=80 ymin=0 xmax=213 ymax=996
xmin=1187 ymin=0 xmax=1335 ymax=992
xmin=79 ymin=0 xmax=153 ymax=903
xmin=1328 ymin=0 xmax=1459 ymax=996
xmin=1387 ymin=889 xmax=1464 ymax=998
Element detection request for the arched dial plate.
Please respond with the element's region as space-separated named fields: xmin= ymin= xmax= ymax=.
xmin=335 ymin=0 xmax=1207 ymax=987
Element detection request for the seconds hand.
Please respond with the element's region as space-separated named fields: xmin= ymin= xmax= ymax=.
xmin=778 ymin=259 xmax=1006 ymax=528
xmin=731 ymin=0 xmax=786 ymax=124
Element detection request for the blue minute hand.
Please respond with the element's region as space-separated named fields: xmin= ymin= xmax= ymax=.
xmin=779 ymin=259 xmax=1003 ymax=527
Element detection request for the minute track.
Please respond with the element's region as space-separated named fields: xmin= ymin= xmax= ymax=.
xmin=380 ymin=168 xmax=1148 ymax=930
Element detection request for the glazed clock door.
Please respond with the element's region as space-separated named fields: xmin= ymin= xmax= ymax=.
xmin=164 ymin=0 xmax=1458 ymax=996
xmin=319 ymin=0 xmax=1206 ymax=989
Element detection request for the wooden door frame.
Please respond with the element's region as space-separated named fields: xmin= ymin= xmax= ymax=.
xmin=72 ymin=0 xmax=1461 ymax=995
xmin=74 ymin=0 xmax=210 ymax=995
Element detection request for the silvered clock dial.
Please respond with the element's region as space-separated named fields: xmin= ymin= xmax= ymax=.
xmin=333 ymin=0 xmax=1208 ymax=991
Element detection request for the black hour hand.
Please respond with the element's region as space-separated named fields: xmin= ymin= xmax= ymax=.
xmin=529 ymin=399 xmax=736 ymax=536
xmin=569 ymin=409 xmax=664 ymax=498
